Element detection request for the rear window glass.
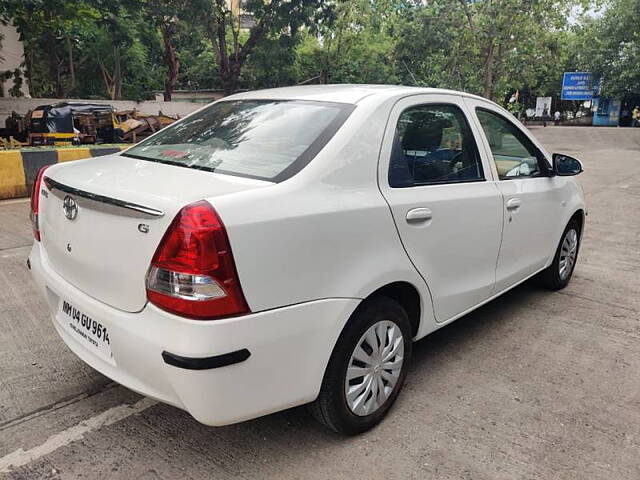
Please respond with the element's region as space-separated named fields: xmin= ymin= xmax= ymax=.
xmin=123 ymin=100 xmax=354 ymax=182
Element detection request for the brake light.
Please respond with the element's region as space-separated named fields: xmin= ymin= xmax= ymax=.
xmin=30 ymin=165 xmax=49 ymax=241
xmin=146 ymin=200 xmax=249 ymax=320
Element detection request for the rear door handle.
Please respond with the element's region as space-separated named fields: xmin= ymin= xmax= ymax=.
xmin=506 ymin=198 xmax=521 ymax=211
xmin=406 ymin=207 xmax=432 ymax=223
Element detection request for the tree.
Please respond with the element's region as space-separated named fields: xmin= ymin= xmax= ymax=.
xmin=1 ymin=0 xmax=163 ymax=100
xmin=1 ymin=0 xmax=99 ymax=97
xmin=195 ymin=0 xmax=332 ymax=95
xmin=295 ymin=0 xmax=398 ymax=85
xmin=0 ymin=0 xmax=616 ymax=105
xmin=578 ymin=0 xmax=640 ymax=97
xmin=142 ymin=0 xmax=191 ymax=100
xmin=393 ymin=0 xmax=580 ymax=102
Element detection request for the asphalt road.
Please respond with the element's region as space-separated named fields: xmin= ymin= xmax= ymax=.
xmin=1 ymin=126 xmax=639 ymax=479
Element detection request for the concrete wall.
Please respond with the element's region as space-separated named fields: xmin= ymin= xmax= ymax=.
xmin=0 ymin=97 xmax=203 ymax=125
xmin=153 ymin=90 xmax=227 ymax=103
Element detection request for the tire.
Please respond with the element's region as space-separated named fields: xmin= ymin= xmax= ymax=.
xmin=536 ymin=219 xmax=581 ymax=290
xmin=309 ymin=296 xmax=412 ymax=435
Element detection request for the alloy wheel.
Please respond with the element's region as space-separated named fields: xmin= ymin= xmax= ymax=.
xmin=559 ymin=228 xmax=578 ymax=280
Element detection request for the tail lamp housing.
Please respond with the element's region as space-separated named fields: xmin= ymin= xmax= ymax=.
xmin=146 ymin=200 xmax=249 ymax=320
xmin=30 ymin=165 xmax=50 ymax=241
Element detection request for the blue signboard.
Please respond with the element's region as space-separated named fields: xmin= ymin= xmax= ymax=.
xmin=561 ymin=72 xmax=596 ymax=100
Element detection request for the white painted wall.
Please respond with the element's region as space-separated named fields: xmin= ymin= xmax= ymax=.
xmin=0 ymin=22 xmax=30 ymax=98
xmin=0 ymin=97 xmax=203 ymax=125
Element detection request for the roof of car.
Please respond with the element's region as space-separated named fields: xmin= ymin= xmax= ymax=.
xmin=226 ymin=84 xmax=491 ymax=105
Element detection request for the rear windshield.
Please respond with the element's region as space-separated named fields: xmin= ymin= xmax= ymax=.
xmin=123 ymin=99 xmax=354 ymax=182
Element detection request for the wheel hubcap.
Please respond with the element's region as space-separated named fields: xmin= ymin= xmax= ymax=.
xmin=345 ymin=320 xmax=404 ymax=417
xmin=559 ymin=228 xmax=578 ymax=280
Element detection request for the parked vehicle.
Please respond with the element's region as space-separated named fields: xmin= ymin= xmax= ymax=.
xmin=28 ymin=102 xmax=117 ymax=145
xmin=28 ymin=85 xmax=586 ymax=435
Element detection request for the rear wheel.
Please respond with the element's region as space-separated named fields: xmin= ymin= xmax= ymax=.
xmin=536 ymin=219 xmax=581 ymax=290
xmin=309 ymin=297 xmax=412 ymax=435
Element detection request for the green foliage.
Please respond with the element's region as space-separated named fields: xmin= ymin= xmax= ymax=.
xmin=243 ymin=35 xmax=300 ymax=89
xmin=393 ymin=0 xmax=582 ymax=103
xmin=577 ymin=0 xmax=640 ymax=96
xmin=0 ymin=0 xmax=635 ymax=102
xmin=295 ymin=0 xmax=398 ymax=85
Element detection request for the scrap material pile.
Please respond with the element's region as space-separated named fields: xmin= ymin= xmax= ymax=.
xmin=1 ymin=102 xmax=179 ymax=148
xmin=114 ymin=110 xmax=178 ymax=142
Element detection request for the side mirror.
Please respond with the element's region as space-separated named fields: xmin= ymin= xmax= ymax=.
xmin=553 ymin=153 xmax=583 ymax=176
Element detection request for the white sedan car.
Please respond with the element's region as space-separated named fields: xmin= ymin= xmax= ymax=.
xmin=28 ymin=85 xmax=585 ymax=435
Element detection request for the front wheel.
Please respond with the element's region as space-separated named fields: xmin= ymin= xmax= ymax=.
xmin=536 ymin=219 xmax=581 ymax=290
xmin=309 ymin=297 xmax=412 ymax=435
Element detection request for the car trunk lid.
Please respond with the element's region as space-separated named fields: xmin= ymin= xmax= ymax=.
xmin=39 ymin=154 xmax=270 ymax=312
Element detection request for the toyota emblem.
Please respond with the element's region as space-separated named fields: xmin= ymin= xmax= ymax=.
xmin=63 ymin=195 xmax=78 ymax=220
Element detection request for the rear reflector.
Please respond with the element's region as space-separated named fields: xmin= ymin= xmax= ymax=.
xmin=146 ymin=200 xmax=249 ymax=320
xmin=30 ymin=165 xmax=50 ymax=241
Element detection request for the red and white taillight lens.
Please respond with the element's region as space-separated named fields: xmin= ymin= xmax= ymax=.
xmin=146 ymin=200 xmax=249 ymax=320
xmin=29 ymin=165 xmax=49 ymax=241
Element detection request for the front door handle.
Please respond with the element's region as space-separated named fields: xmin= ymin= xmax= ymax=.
xmin=406 ymin=207 xmax=432 ymax=224
xmin=506 ymin=198 xmax=521 ymax=211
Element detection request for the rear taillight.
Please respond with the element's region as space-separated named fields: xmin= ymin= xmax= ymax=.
xmin=30 ymin=165 xmax=49 ymax=241
xmin=146 ymin=200 xmax=249 ymax=320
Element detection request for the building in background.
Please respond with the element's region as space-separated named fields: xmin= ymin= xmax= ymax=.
xmin=592 ymin=98 xmax=621 ymax=126
xmin=0 ymin=22 xmax=30 ymax=98
xmin=229 ymin=0 xmax=255 ymax=29
xmin=559 ymin=71 xmax=640 ymax=127
xmin=154 ymin=89 xmax=227 ymax=103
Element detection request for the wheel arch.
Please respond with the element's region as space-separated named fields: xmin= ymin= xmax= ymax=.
xmin=360 ymin=281 xmax=422 ymax=338
xmin=569 ymin=208 xmax=585 ymax=234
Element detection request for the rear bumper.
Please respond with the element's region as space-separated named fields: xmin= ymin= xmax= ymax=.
xmin=29 ymin=243 xmax=358 ymax=426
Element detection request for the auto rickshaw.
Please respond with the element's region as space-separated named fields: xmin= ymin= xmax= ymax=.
xmin=28 ymin=102 xmax=117 ymax=146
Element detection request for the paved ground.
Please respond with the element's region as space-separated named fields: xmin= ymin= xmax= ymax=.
xmin=1 ymin=126 xmax=639 ymax=479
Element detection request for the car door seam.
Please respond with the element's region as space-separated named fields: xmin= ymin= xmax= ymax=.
xmin=373 ymin=94 xmax=441 ymax=325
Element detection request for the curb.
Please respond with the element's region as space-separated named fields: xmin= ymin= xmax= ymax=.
xmin=0 ymin=146 xmax=127 ymax=200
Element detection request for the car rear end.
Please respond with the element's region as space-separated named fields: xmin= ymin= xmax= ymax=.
xmin=27 ymin=97 xmax=364 ymax=425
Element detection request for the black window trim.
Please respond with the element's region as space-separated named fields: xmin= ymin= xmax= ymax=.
xmin=122 ymin=99 xmax=356 ymax=184
xmin=475 ymin=107 xmax=553 ymax=180
xmin=388 ymin=102 xmax=487 ymax=189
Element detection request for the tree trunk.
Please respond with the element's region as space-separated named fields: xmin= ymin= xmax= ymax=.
xmin=482 ymin=41 xmax=495 ymax=100
xmin=44 ymin=13 xmax=63 ymax=97
xmin=67 ymin=36 xmax=76 ymax=95
xmin=221 ymin=61 xmax=241 ymax=96
xmin=99 ymin=62 xmax=115 ymax=100
xmin=161 ymin=24 xmax=179 ymax=101
xmin=206 ymin=0 xmax=270 ymax=96
xmin=113 ymin=46 xmax=122 ymax=100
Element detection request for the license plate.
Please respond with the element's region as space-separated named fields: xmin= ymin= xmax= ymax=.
xmin=57 ymin=299 xmax=114 ymax=363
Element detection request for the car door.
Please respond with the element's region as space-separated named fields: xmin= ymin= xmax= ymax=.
xmin=464 ymin=98 xmax=566 ymax=292
xmin=378 ymin=94 xmax=503 ymax=323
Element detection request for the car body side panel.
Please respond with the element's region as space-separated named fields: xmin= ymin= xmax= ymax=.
xmin=209 ymin=97 xmax=437 ymax=335
xmin=376 ymin=94 xmax=504 ymax=324
xmin=463 ymin=97 xmax=587 ymax=289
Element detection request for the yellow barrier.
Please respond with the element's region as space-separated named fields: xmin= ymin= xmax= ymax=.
xmin=57 ymin=148 xmax=93 ymax=163
xmin=0 ymin=146 xmax=127 ymax=200
xmin=0 ymin=151 xmax=28 ymax=199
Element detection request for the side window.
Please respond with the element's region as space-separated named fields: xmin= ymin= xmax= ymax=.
xmin=476 ymin=108 xmax=548 ymax=180
xmin=389 ymin=104 xmax=484 ymax=187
